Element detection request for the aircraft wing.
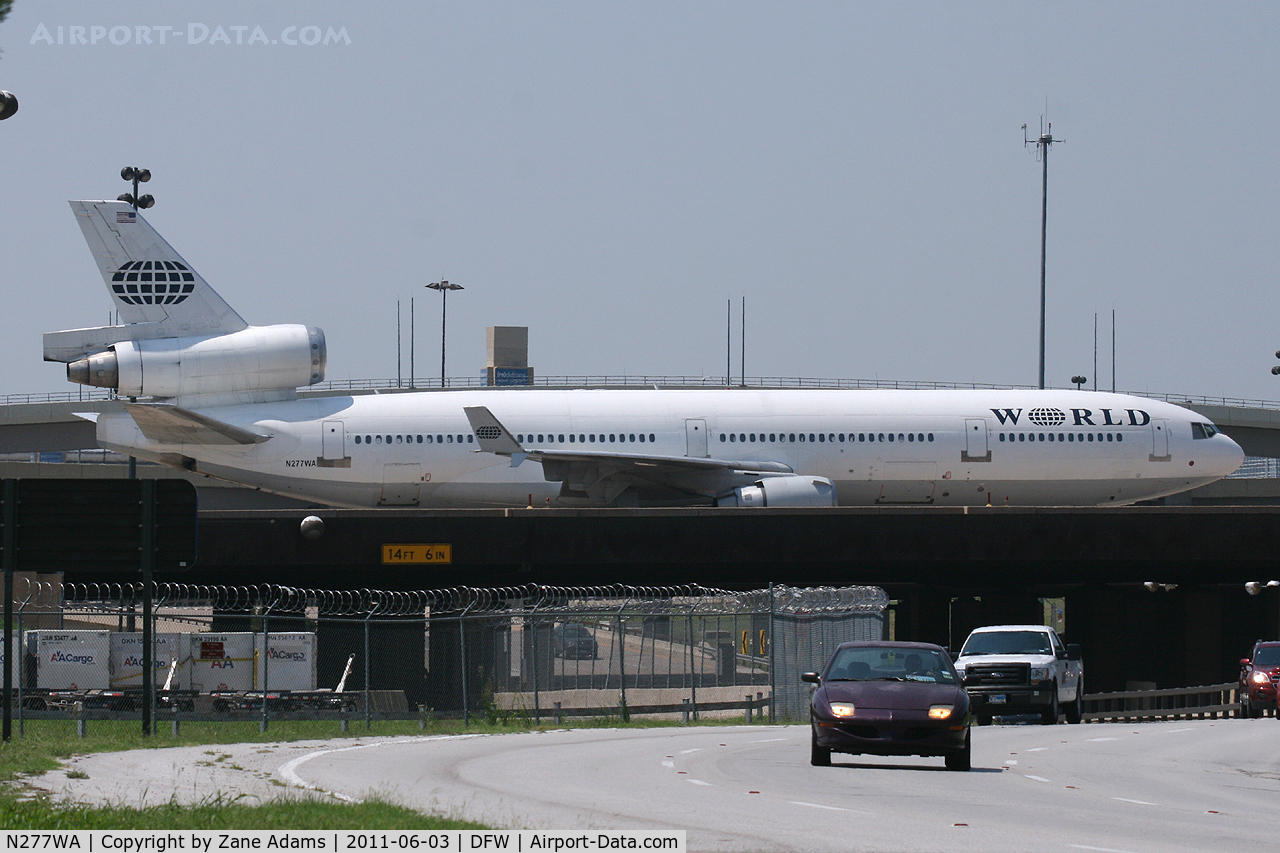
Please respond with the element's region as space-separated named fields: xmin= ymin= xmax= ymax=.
xmin=464 ymin=405 xmax=791 ymax=503
xmin=124 ymin=402 xmax=271 ymax=446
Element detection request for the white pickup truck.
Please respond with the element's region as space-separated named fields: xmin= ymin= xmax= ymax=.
xmin=953 ymin=624 xmax=1084 ymax=725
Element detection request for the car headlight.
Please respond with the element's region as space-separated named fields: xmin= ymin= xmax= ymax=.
xmin=928 ymin=705 xmax=954 ymax=720
xmin=1030 ymin=666 xmax=1050 ymax=682
xmin=1250 ymin=670 xmax=1271 ymax=685
xmin=828 ymin=702 xmax=856 ymax=718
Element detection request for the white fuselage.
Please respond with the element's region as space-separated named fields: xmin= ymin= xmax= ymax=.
xmin=93 ymin=387 xmax=1244 ymax=509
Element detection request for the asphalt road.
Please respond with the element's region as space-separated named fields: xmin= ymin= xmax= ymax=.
xmin=37 ymin=719 xmax=1280 ymax=853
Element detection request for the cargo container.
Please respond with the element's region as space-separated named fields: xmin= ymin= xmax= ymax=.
xmin=187 ymin=633 xmax=257 ymax=693
xmin=27 ymin=631 xmax=111 ymax=690
xmin=109 ymin=633 xmax=186 ymax=690
xmin=255 ymin=632 xmax=318 ymax=691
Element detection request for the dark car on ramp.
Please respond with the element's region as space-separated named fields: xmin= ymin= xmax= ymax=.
xmin=552 ymin=622 xmax=598 ymax=659
xmin=802 ymin=640 xmax=972 ymax=771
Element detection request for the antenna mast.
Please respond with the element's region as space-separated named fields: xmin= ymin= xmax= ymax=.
xmin=1024 ymin=115 xmax=1063 ymax=389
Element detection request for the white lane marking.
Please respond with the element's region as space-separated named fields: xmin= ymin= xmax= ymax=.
xmin=278 ymin=735 xmax=482 ymax=802
xmin=679 ymin=748 xmax=703 ymax=755
xmin=1006 ymin=760 xmax=1018 ymax=765
xmin=662 ymin=760 xmax=675 ymax=769
xmin=1026 ymin=747 xmax=1048 ymax=752
xmin=1087 ymin=737 xmax=1119 ymax=742
xmin=687 ymin=779 xmax=712 ymax=786
xmin=748 ymin=738 xmax=789 ymax=744
xmin=1162 ymin=728 xmax=1193 ymax=734
xmin=790 ymin=801 xmax=849 ymax=812
xmin=1112 ymin=797 xmax=1156 ymax=806
xmin=1025 ymin=775 xmax=1052 ymax=783
xmin=279 ymin=748 xmax=360 ymax=801
xmin=1069 ymin=846 xmax=1141 ymax=853
xmin=790 ymin=801 xmax=874 ymax=815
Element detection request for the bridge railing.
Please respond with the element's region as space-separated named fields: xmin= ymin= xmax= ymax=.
xmin=1082 ymin=682 xmax=1242 ymax=722
xmin=7 ymin=376 xmax=1280 ymax=410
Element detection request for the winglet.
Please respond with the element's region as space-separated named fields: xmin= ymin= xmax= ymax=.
xmin=464 ymin=406 xmax=528 ymax=466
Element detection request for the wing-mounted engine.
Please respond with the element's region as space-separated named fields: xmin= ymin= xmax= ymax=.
xmin=715 ymin=475 xmax=837 ymax=507
xmin=47 ymin=323 xmax=326 ymax=401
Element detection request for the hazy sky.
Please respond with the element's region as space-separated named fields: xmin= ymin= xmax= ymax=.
xmin=2 ymin=2 xmax=1277 ymax=402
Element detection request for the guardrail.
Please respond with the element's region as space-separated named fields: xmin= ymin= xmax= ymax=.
xmin=517 ymin=693 xmax=772 ymax=726
xmin=15 ymin=683 xmax=1266 ymax=736
xmin=1082 ymin=682 xmax=1243 ymax=723
xmin=38 ymin=692 xmax=775 ymax=738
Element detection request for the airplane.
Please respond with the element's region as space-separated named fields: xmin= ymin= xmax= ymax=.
xmin=43 ymin=200 xmax=1245 ymax=509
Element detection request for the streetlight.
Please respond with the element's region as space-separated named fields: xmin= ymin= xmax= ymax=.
xmin=426 ymin=280 xmax=464 ymax=387
xmin=1072 ymin=375 xmax=1087 ymax=390
xmin=118 ymin=166 xmax=154 ymax=210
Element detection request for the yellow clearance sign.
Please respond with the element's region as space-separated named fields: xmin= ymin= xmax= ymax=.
xmin=382 ymin=544 xmax=452 ymax=564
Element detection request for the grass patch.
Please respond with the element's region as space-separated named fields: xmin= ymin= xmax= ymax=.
xmin=0 ymin=794 xmax=483 ymax=830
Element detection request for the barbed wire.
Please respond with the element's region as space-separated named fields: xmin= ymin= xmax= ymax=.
xmin=34 ymin=580 xmax=884 ymax=618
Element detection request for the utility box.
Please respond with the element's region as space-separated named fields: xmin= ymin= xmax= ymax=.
xmin=485 ymin=326 xmax=533 ymax=386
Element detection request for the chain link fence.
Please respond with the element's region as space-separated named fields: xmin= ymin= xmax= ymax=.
xmin=2 ymin=580 xmax=886 ymax=736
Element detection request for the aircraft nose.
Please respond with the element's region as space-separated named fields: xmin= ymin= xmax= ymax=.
xmin=1217 ymin=433 xmax=1246 ymax=477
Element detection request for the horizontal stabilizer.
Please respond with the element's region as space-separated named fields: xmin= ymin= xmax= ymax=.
xmin=124 ymin=402 xmax=269 ymax=446
xmin=45 ymin=322 xmax=173 ymax=363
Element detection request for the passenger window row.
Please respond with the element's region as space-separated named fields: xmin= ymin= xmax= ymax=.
xmin=998 ymin=432 xmax=1124 ymax=443
xmin=516 ymin=433 xmax=658 ymax=444
xmin=720 ymin=432 xmax=936 ymax=444
xmin=353 ymin=434 xmax=474 ymax=446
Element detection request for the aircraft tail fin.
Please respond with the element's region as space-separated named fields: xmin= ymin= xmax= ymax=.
xmin=69 ymin=200 xmax=248 ymax=334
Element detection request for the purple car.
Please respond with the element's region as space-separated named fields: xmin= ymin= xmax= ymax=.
xmin=802 ymin=640 xmax=972 ymax=771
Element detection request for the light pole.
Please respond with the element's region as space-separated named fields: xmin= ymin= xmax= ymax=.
xmin=1025 ymin=120 xmax=1063 ymax=390
xmin=118 ymin=168 xmax=155 ymax=483
xmin=118 ymin=166 xmax=154 ymax=211
xmin=426 ymin=280 xmax=464 ymax=387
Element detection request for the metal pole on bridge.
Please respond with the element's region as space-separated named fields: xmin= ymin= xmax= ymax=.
xmin=3 ymin=480 xmax=15 ymax=743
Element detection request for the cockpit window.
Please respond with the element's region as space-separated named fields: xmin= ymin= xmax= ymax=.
xmin=1191 ymin=422 xmax=1220 ymax=440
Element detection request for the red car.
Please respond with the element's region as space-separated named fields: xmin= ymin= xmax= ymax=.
xmin=803 ymin=640 xmax=972 ymax=771
xmin=1238 ymin=640 xmax=1280 ymax=718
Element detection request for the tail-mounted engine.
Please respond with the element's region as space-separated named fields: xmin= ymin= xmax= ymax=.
xmin=65 ymin=324 xmax=326 ymax=399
